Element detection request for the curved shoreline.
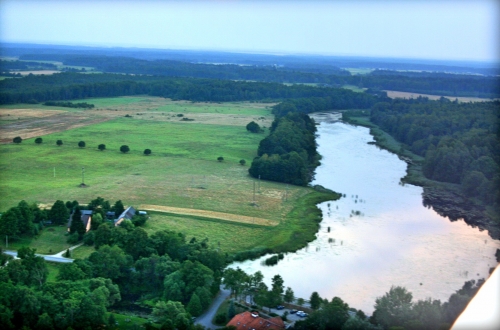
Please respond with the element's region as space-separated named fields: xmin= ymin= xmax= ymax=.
xmin=343 ymin=114 xmax=500 ymax=241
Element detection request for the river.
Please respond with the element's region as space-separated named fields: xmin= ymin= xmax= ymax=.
xmin=230 ymin=112 xmax=500 ymax=314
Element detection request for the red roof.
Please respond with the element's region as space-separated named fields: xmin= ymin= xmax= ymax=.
xmin=227 ymin=311 xmax=285 ymax=330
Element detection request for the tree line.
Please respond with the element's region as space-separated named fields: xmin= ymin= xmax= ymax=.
xmin=14 ymin=54 xmax=500 ymax=97
xmin=370 ymin=97 xmax=500 ymax=210
xmin=0 ymin=72 xmax=379 ymax=105
xmin=43 ymin=101 xmax=94 ymax=108
xmin=248 ymin=112 xmax=319 ymax=186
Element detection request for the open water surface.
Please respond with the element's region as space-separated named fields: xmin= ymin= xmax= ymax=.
xmin=230 ymin=112 xmax=500 ymax=314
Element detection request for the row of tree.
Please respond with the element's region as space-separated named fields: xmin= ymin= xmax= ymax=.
xmin=43 ymin=101 xmax=94 ymax=108
xmin=248 ymin=112 xmax=319 ymax=185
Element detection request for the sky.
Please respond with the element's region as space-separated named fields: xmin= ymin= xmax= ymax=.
xmin=0 ymin=0 xmax=498 ymax=62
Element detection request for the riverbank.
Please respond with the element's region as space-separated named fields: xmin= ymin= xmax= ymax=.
xmin=343 ymin=113 xmax=500 ymax=240
xmin=232 ymin=186 xmax=341 ymax=261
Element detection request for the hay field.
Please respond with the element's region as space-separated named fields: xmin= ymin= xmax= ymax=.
xmin=385 ymin=90 xmax=498 ymax=102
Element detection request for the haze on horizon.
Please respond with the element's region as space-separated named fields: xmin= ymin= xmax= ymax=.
xmin=0 ymin=0 xmax=498 ymax=63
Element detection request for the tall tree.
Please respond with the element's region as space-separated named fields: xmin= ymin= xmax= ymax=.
xmin=310 ymin=291 xmax=322 ymax=310
xmin=17 ymin=200 xmax=35 ymax=235
xmin=69 ymin=206 xmax=85 ymax=236
xmin=48 ymin=200 xmax=69 ymax=225
xmin=0 ymin=207 xmax=20 ymax=238
xmin=373 ymin=286 xmax=413 ymax=329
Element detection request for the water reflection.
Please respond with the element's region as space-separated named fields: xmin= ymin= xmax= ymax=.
xmin=230 ymin=116 xmax=499 ymax=314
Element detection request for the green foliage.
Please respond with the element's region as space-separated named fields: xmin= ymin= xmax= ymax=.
xmin=49 ymin=200 xmax=69 ymax=225
xmin=144 ymin=148 xmax=152 ymax=155
xmin=98 ymin=143 xmax=106 ymax=151
xmin=64 ymin=249 xmax=71 ymax=258
xmin=113 ymin=200 xmax=125 ymax=216
xmin=43 ymin=101 xmax=94 ymax=108
xmin=187 ymin=293 xmax=203 ymax=317
xmin=246 ymin=121 xmax=261 ymax=133
xmin=120 ymin=145 xmax=130 ymax=153
xmin=35 ymin=137 xmax=43 ymax=144
xmin=249 ymin=112 xmax=318 ymax=185
xmin=13 ymin=136 xmax=22 ymax=144
xmin=56 ymin=139 xmax=63 ymax=146
xmin=69 ymin=207 xmax=86 ymax=236
xmin=373 ymin=286 xmax=413 ymax=329
xmin=78 ymin=141 xmax=86 ymax=148
xmin=239 ymin=159 xmax=246 ymax=166
xmin=284 ymin=287 xmax=294 ymax=304
xmin=370 ymin=98 xmax=500 ymax=208
xmin=217 ymin=156 xmax=224 ymax=162
xmin=309 ymin=291 xmax=322 ymax=310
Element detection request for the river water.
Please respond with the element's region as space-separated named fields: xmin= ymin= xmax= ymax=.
xmin=230 ymin=112 xmax=500 ymax=314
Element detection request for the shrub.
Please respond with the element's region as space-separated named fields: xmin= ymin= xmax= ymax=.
xmin=78 ymin=141 xmax=86 ymax=148
xmin=217 ymin=156 xmax=224 ymax=162
xmin=239 ymin=159 xmax=246 ymax=166
xmin=56 ymin=140 xmax=63 ymax=146
xmin=13 ymin=136 xmax=22 ymax=144
xmin=98 ymin=144 xmax=106 ymax=151
xmin=35 ymin=137 xmax=43 ymax=144
xmin=120 ymin=145 xmax=130 ymax=153
xmin=144 ymin=148 xmax=152 ymax=156
xmin=246 ymin=121 xmax=261 ymax=133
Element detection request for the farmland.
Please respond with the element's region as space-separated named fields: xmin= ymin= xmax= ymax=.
xmin=0 ymin=96 xmax=336 ymax=254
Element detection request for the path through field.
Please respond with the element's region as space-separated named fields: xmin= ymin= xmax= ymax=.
xmin=140 ymin=204 xmax=279 ymax=226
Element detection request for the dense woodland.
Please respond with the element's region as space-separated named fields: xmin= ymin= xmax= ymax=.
xmin=370 ymin=98 xmax=500 ymax=211
xmin=249 ymin=113 xmax=319 ymax=185
xmin=2 ymin=52 xmax=499 ymax=97
xmin=0 ymin=72 xmax=378 ymax=105
xmin=0 ymin=197 xmax=226 ymax=329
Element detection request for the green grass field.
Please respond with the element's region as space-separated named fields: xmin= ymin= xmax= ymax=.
xmin=2 ymin=226 xmax=72 ymax=253
xmin=1 ymin=96 xmax=337 ymax=255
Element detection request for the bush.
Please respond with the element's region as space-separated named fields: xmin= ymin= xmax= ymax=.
xmin=13 ymin=136 xmax=22 ymax=144
xmin=83 ymin=231 xmax=95 ymax=246
xmin=98 ymin=144 xmax=106 ymax=151
xmin=246 ymin=121 xmax=261 ymax=133
xmin=120 ymin=145 xmax=130 ymax=153
xmin=67 ymin=232 xmax=79 ymax=244
xmin=78 ymin=141 xmax=86 ymax=148
xmin=56 ymin=140 xmax=63 ymax=146
xmin=217 ymin=156 xmax=224 ymax=162
xmin=214 ymin=313 xmax=227 ymax=325
xmin=144 ymin=148 xmax=152 ymax=156
xmin=35 ymin=137 xmax=43 ymax=144
xmin=239 ymin=159 xmax=246 ymax=166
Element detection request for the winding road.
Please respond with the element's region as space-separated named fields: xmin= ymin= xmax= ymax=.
xmin=195 ymin=286 xmax=232 ymax=329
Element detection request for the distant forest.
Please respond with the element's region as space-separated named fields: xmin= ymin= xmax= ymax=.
xmin=0 ymin=72 xmax=379 ymax=105
xmin=10 ymin=53 xmax=500 ymax=98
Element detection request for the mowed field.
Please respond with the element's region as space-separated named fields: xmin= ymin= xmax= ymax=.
xmin=0 ymin=96 xmax=330 ymax=254
xmin=384 ymin=90 xmax=498 ymax=102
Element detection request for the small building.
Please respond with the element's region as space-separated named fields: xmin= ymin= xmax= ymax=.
xmin=227 ymin=311 xmax=285 ymax=330
xmin=114 ymin=206 xmax=136 ymax=226
xmin=106 ymin=211 xmax=116 ymax=220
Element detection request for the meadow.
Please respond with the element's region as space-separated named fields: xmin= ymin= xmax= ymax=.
xmin=0 ymin=96 xmax=337 ymax=254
